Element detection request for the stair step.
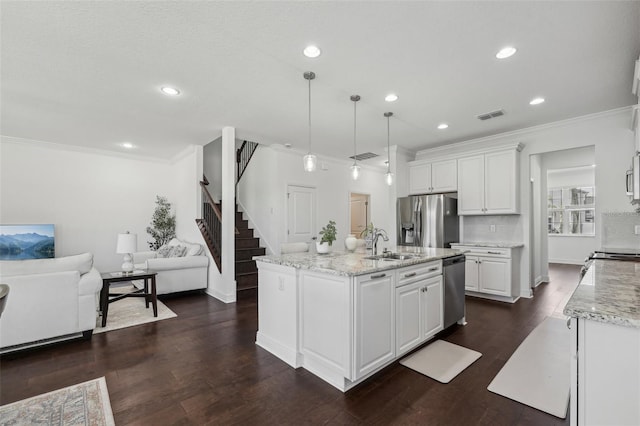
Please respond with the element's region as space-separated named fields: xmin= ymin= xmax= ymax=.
xmin=236 ymin=272 xmax=257 ymax=291
xmin=236 ymin=227 xmax=254 ymax=238
xmin=236 ymin=247 xmax=265 ymax=260
xmin=236 ymin=237 xmax=260 ymax=249
xmin=236 ymin=219 xmax=249 ymax=230
xmin=235 ymin=211 xmax=244 ymax=221
xmin=235 ymin=259 xmax=257 ymax=274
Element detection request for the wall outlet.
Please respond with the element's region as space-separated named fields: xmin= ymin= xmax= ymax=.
xmin=278 ymin=277 xmax=285 ymax=291
xmin=635 ymin=225 xmax=640 ymax=235
xmin=490 ymin=225 xmax=496 ymax=233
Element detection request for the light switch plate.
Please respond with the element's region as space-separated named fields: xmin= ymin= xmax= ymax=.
xmin=635 ymin=225 xmax=640 ymax=235
xmin=490 ymin=225 xmax=496 ymax=232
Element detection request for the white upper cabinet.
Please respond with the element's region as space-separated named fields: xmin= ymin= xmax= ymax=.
xmin=632 ymin=105 xmax=640 ymax=152
xmin=409 ymin=159 xmax=457 ymax=194
xmin=458 ymin=149 xmax=520 ymax=215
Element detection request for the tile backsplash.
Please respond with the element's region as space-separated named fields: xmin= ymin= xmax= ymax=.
xmin=462 ymin=215 xmax=522 ymax=243
xmin=601 ymin=212 xmax=640 ymax=250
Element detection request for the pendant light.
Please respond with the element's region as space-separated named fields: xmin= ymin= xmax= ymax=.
xmin=350 ymin=95 xmax=361 ymax=180
xmin=303 ymin=71 xmax=317 ymax=172
xmin=384 ymin=112 xmax=394 ymax=186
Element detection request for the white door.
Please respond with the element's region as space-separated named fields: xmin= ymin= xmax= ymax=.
xmin=350 ymin=193 xmax=369 ymax=235
xmin=287 ymin=185 xmax=316 ymax=243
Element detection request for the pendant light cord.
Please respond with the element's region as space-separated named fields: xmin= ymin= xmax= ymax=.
xmin=386 ymin=114 xmax=391 ymax=173
xmin=353 ymin=99 xmax=357 ymax=166
xmin=308 ymin=77 xmax=311 ymax=153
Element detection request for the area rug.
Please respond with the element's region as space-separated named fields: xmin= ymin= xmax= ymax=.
xmin=95 ymin=285 xmax=177 ymax=333
xmin=400 ymin=340 xmax=482 ymax=383
xmin=0 ymin=377 xmax=115 ymax=425
xmin=487 ymin=316 xmax=570 ymax=418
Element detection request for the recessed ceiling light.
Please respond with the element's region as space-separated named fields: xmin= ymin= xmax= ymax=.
xmin=437 ymin=123 xmax=449 ymax=130
xmin=385 ymin=94 xmax=398 ymax=102
xmin=496 ymin=46 xmax=517 ymax=59
xmin=121 ymin=142 xmax=135 ymax=149
xmin=529 ymin=97 xmax=545 ymax=105
xmin=303 ymin=45 xmax=321 ymax=58
xmin=160 ymin=86 xmax=180 ymax=96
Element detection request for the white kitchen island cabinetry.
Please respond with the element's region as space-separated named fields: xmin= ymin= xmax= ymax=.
xmin=408 ymin=159 xmax=457 ymax=195
xmin=564 ymin=261 xmax=640 ymax=426
xmin=255 ymin=249 xmax=460 ymax=392
xmin=395 ymin=262 xmax=443 ymax=356
xmin=451 ymin=243 xmax=522 ymax=303
xmin=457 ymin=149 xmax=520 ymax=215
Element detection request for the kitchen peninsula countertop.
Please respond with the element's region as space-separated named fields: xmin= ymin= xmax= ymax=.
xmin=254 ymin=246 xmax=461 ymax=277
xmin=563 ymin=259 xmax=640 ymax=328
xmin=451 ymin=242 xmax=524 ymax=248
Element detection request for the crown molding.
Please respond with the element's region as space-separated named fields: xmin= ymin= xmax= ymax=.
xmin=414 ymin=106 xmax=633 ymax=162
xmin=0 ymin=135 xmax=172 ymax=164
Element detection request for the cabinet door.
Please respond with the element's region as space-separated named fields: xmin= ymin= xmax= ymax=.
xmin=484 ymin=150 xmax=518 ymax=214
xmin=464 ymin=256 xmax=479 ymax=291
xmin=422 ymin=275 xmax=443 ymax=340
xmin=478 ymin=257 xmax=511 ymax=296
xmin=354 ymin=272 xmax=395 ymax=379
xmin=396 ymin=282 xmax=422 ymax=356
xmin=431 ymin=159 xmax=457 ymax=193
xmin=457 ymin=155 xmax=485 ymax=215
xmin=409 ymin=163 xmax=432 ymax=194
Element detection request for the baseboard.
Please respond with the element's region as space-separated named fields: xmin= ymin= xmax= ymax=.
xmin=465 ymin=291 xmax=520 ymax=303
xmin=255 ymin=332 xmax=301 ymax=368
xmin=205 ymin=288 xmax=236 ymax=304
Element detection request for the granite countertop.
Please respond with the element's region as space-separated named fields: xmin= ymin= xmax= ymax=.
xmin=451 ymin=242 xmax=525 ymax=248
xmin=254 ymin=246 xmax=462 ymax=277
xmin=563 ymin=260 xmax=640 ymax=328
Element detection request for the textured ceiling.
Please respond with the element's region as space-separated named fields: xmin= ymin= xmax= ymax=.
xmin=1 ymin=1 xmax=639 ymax=162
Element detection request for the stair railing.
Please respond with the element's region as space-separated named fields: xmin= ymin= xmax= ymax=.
xmin=236 ymin=140 xmax=259 ymax=184
xmin=197 ymin=177 xmax=223 ymax=272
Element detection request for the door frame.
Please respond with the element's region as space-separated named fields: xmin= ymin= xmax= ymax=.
xmin=349 ymin=192 xmax=371 ymax=237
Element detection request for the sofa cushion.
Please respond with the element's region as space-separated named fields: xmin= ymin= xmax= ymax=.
xmin=167 ymin=238 xmax=202 ymax=256
xmin=0 ymin=252 xmax=93 ymax=277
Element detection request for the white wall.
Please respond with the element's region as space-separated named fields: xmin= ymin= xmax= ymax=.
xmin=0 ymin=137 xmax=204 ymax=273
xmin=238 ymin=145 xmax=391 ymax=255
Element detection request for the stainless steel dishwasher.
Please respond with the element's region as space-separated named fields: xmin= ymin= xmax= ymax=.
xmin=443 ymin=254 xmax=466 ymax=328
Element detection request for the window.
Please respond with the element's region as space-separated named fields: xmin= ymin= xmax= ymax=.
xmin=547 ymin=186 xmax=595 ymax=235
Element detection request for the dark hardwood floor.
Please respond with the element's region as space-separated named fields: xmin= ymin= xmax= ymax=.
xmin=0 ymin=264 xmax=580 ymax=425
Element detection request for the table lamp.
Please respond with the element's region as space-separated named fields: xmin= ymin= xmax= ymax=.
xmin=116 ymin=231 xmax=137 ymax=273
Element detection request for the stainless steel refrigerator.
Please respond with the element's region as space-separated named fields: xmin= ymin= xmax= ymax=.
xmin=397 ymin=193 xmax=459 ymax=248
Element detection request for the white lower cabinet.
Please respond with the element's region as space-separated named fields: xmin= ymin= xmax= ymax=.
xmin=395 ymin=264 xmax=443 ymax=357
xmin=570 ymin=317 xmax=640 ymax=426
xmin=452 ymin=245 xmax=521 ymax=302
xmin=354 ymin=271 xmax=396 ymax=380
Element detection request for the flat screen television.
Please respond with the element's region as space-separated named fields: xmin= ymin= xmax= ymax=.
xmin=0 ymin=224 xmax=55 ymax=260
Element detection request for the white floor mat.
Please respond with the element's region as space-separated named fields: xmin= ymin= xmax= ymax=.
xmin=400 ymin=340 xmax=482 ymax=384
xmin=487 ymin=316 xmax=570 ymax=418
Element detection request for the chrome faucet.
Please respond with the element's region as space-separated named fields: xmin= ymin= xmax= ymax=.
xmin=372 ymin=228 xmax=389 ymax=256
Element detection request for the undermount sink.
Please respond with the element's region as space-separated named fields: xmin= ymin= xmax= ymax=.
xmin=364 ymin=253 xmax=415 ymax=261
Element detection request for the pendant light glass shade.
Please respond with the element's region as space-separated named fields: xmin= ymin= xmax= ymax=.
xmin=350 ymin=95 xmax=361 ymax=180
xmin=303 ymin=71 xmax=317 ymax=172
xmin=384 ymin=112 xmax=393 ymax=186
xmin=304 ymin=153 xmax=317 ymax=172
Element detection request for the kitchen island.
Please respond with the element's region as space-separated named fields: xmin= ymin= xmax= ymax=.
xmin=254 ymin=247 xmax=461 ymax=391
xmin=563 ymin=260 xmax=640 ymax=426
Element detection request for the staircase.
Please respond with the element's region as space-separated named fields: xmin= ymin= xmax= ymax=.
xmin=233 ymin=204 xmax=265 ymax=291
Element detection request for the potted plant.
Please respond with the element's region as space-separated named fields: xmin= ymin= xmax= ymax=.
xmin=316 ymin=220 xmax=337 ymax=254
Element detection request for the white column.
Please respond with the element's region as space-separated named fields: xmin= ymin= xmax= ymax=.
xmin=221 ymin=126 xmax=237 ymax=302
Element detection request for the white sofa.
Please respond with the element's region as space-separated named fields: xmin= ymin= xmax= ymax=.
xmin=0 ymin=253 xmax=102 ymax=350
xmin=133 ymin=238 xmax=208 ymax=295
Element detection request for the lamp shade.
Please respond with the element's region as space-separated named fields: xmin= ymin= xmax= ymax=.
xmin=116 ymin=232 xmax=137 ymax=254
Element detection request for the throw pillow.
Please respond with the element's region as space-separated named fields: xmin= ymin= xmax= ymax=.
xmin=169 ymin=245 xmax=188 ymax=257
xmin=156 ymin=244 xmax=172 ymax=258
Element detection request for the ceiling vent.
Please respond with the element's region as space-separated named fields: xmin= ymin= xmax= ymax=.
xmin=477 ymin=109 xmax=505 ymax=121
xmin=349 ymin=152 xmax=379 ymax=161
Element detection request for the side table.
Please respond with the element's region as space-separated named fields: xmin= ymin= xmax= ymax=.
xmin=100 ymin=270 xmax=158 ymax=327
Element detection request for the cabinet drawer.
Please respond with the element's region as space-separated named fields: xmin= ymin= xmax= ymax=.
xmin=452 ymin=246 xmax=510 ymax=258
xmin=396 ymin=261 xmax=442 ymax=287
